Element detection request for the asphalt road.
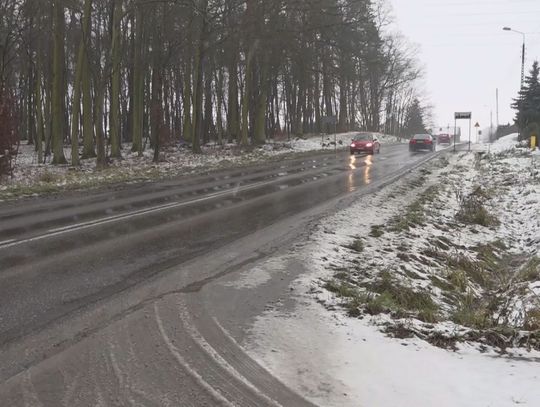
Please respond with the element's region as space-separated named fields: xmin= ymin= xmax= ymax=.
xmin=0 ymin=143 xmax=449 ymax=406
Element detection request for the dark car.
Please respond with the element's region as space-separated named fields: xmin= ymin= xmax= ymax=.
xmin=350 ymin=132 xmax=381 ymax=155
xmin=409 ymin=134 xmax=435 ymax=152
xmin=437 ymin=134 xmax=451 ymax=144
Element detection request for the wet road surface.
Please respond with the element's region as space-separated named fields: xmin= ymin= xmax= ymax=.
xmin=0 ymin=144 xmax=449 ymax=406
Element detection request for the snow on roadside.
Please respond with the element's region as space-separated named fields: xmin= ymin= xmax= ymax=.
xmin=246 ymin=295 xmax=540 ymax=407
xmin=288 ymin=132 xmax=404 ymax=151
xmin=490 ymin=133 xmax=520 ymax=153
xmin=1 ymin=132 xmax=403 ymax=200
xmin=303 ymin=143 xmax=540 ymax=343
xmin=243 ymin=140 xmax=540 ymax=407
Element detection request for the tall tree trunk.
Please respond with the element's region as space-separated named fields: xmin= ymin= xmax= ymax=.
xmin=241 ymin=42 xmax=257 ymax=146
xmin=70 ymin=37 xmax=84 ymax=166
xmin=131 ymin=2 xmax=144 ymax=155
xmin=35 ymin=56 xmax=44 ymax=164
xmin=95 ymin=85 xmax=106 ymax=168
xmin=182 ymin=61 xmax=193 ymax=143
xmin=26 ymin=50 xmax=35 ymax=146
xmin=51 ymin=0 xmax=67 ymax=164
xmin=215 ymin=68 xmax=224 ymax=145
xmin=202 ymin=60 xmax=213 ymax=145
xmin=192 ymin=42 xmax=204 ymax=153
xmin=338 ymin=71 xmax=348 ymax=132
xmin=109 ymin=0 xmax=123 ymax=158
xmin=254 ymin=54 xmax=268 ymax=144
xmin=227 ymin=56 xmax=240 ymax=143
xmin=81 ymin=0 xmax=95 ymax=158
xmin=191 ymin=0 xmax=208 ymax=154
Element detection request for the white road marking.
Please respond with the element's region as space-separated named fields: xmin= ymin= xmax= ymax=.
xmin=0 ymin=179 xmax=277 ymax=251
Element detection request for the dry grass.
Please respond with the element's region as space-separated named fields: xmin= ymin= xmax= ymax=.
xmin=519 ymin=257 xmax=540 ymax=282
xmin=389 ymin=185 xmax=439 ymax=232
xmin=369 ymin=225 xmax=385 ymax=238
xmin=455 ymin=186 xmax=500 ymax=228
xmin=347 ymin=239 xmax=365 ymax=253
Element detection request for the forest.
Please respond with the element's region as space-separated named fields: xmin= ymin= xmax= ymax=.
xmin=0 ymin=0 xmax=423 ymax=171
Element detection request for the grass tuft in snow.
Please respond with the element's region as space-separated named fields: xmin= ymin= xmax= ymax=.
xmin=451 ymin=292 xmax=494 ymax=329
xmin=369 ymin=225 xmax=385 ymax=238
xmin=455 ymin=186 xmax=500 ymax=228
xmin=389 ymin=185 xmax=439 ymax=232
xmin=518 ymin=257 xmax=540 ymax=282
xmin=347 ymin=238 xmax=365 ymax=253
xmin=352 ymin=272 xmax=440 ymax=323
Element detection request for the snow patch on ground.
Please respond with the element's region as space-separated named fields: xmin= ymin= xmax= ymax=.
xmin=246 ymin=300 xmax=540 ymax=407
xmin=244 ymin=140 xmax=540 ymax=406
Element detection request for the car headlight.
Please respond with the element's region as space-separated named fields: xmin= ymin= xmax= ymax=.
xmin=350 ymin=144 xmax=356 ymax=147
xmin=366 ymin=143 xmax=373 ymax=147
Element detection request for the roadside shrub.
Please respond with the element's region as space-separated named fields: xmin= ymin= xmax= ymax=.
xmin=452 ymin=293 xmax=493 ymax=329
xmin=0 ymin=90 xmax=19 ymax=179
xmin=456 ymin=187 xmax=499 ymax=227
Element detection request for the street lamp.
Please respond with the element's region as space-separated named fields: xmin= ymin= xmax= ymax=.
xmin=503 ymin=27 xmax=526 ymax=90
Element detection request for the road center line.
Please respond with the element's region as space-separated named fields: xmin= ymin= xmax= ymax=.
xmin=0 ymin=179 xmax=278 ymax=251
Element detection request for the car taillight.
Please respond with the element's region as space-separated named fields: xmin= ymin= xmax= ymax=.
xmin=426 ymin=139 xmax=432 ymax=144
xmin=410 ymin=139 xmax=416 ymax=144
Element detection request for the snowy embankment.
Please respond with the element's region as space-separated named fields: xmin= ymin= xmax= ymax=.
xmin=0 ymin=132 xmax=401 ymax=200
xmin=245 ymin=134 xmax=540 ymax=407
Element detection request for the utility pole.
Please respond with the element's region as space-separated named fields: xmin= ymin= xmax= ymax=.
xmin=496 ymin=88 xmax=499 ymax=128
xmin=521 ymin=40 xmax=525 ymax=90
xmin=503 ymin=27 xmax=526 ymax=90
xmin=490 ymin=110 xmax=494 ymax=142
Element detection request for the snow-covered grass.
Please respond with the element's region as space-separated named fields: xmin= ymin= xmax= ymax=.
xmin=0 ymin=132 xmax=402 ymax=201
xmin=242 ymin=136 xmax=540 ymax=406
xmin=314 ymin=146 xmax=540 ymax=351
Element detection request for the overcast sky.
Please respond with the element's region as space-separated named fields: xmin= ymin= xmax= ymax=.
xmin=389 ymin=0 xmax=540 ymax=138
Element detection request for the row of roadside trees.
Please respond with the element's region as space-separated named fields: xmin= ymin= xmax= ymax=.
xmin=1 ymin=0 xmax=426 ymax=172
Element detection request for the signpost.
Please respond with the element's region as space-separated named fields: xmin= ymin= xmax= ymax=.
xmin=454 ymin=112 xmax=472 ymax=152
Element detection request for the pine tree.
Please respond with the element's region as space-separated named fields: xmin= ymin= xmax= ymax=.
xmin=512 ymin=61 xmax=540 ymax=140
xmin=403 ymin=99 xmax=426 ymax=136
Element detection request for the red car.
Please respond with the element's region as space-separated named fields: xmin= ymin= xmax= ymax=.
xmin=350 ymin=132 xmax=381 ymax=155
xmin=437 ymin=134 xmax=451 ymax=144
xmin=409 ymin=134 xmax=435 ymax=152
